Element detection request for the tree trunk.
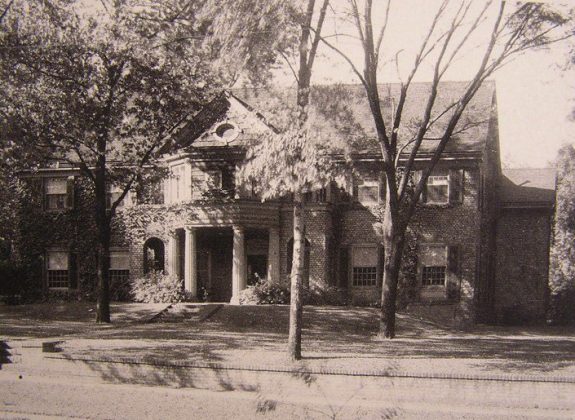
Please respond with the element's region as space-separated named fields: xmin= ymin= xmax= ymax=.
xmin=95 ymin=226 xmax=111 ymax=323
xmin=288 ymin=192 xmax=305 ymax=360
xmin=94 ymin=161 xmax=111 ymax=323
xmin=379 ymin=203 xmax=405 ymax=338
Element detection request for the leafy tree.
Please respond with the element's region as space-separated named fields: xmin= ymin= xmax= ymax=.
xmin=549 ymin=144 xmax=575 ymax=324
xmin=206 ymin=0 xmax=332 ymax=360
xmin=0 ymin=0 xmax=218 ymax=322
xmin=318 ymin=0 xmax=570 ymax=337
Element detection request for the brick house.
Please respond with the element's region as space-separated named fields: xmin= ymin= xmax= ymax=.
xmin=15 ymin=81 xmax=555 ymax=324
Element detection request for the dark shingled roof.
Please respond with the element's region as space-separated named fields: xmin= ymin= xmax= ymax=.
xmin=165 ymin=81 xmax=497 ymax=159
xmin=234 ymin=80 xmax=496 ymax=157
xmin=499 ymin=168 xmax=556 ymax=207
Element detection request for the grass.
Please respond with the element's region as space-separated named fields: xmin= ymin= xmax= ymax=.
xmin=1 ymin=302 xmax=575 ymax=379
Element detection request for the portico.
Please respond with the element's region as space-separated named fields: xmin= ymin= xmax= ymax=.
xmin=166 ymin=223 xmax=281 ymax=303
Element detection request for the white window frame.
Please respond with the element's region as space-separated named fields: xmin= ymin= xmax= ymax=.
xmin=426 ymin=174 xmax=450 ymax=204
xmin=357 ymin=180 xmax=380 ymax=205
xmin=106 ymin=185 xmax=132 ymax=209
xmin=351 ymin=245 xmax=378 ymax=287
xmin=420 ymin=245 xmax=448 ymax=287
xmin=110 ymin=249 xmax=130 ymax=284
xmin=45 ymin=178 xmax=67 ymax=211
xmin=46 ymin=249 xmax=69 ymax=289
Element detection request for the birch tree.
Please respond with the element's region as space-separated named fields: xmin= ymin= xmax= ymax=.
xmin=0 ymin=0 xmax=217 ymax=322
xmin=318 ymin=0 xmax=570 ymax=338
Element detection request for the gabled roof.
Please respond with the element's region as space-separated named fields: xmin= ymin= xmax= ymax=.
xmin=164 ymin=81 xmax=497 ymax=160
xmin=159 ymin=92 xmax=276 ymax=155
xmin=234 ymin=81 xmax=496 ymax=158
xmin=499 ymin=168 xmax=556 ymax=208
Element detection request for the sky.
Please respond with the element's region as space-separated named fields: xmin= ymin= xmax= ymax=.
xmin=272 ymin=0 xmax=575 ymax=168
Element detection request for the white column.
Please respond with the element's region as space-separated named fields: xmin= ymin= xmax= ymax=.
xmin=267 ymin=226 xmax=280 ymax=283
xmin=167 ymin=232 xmax=179 ymax=278
xmin=184 ymin=226 xmax=197 ymax=297
xmin=231 ymin=225 xmax=247 ymax=304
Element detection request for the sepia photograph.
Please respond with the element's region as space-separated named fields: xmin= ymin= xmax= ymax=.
xmin=1 ymin=0 xmax=574 ymax=418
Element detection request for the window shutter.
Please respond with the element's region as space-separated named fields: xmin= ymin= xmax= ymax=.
xmin=447 ymin=245 xmax=459 ymax=296
xmin=66 ymin=176 xmax=75 ymax=209
xmin=449 ymin=169 xmax=464 ymax=205
xmin=339 ymin=247 xmax=349 ymax=288
xmin=352 ymin=177 xmax=359 ymax=201
xmin=377 ymin=245 xmax=385 ymax=287
xmin=37 ymin=178 xmax=47 ymax=211
xmin=68 ymin=252 xmax=78 ymax=289
xmin=413 ymin=170 xmax=426 ymax=203
xmin=379 ymin=173 xmax=386 ymax=202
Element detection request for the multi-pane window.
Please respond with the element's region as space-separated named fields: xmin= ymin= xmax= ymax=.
xmin=47 ymin=250 xmax=69 ymax=288
xmin=422 ymin=266 xmax=446 ymax=285
xmin=110 ymin=250 xmax=130 ymax=284
xmin=420 ymin=245 xmax=447 ymax=286
xmin=45 ymin=178 xmax=67 ymax=210
xmin=352 ymin=246 xmax=378 ymax=287
xmin=426 ymin=175 xmax=449 ymax=204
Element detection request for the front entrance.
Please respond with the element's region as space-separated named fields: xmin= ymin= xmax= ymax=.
xmin=198 ymin=228 xmax=233 ymax=302
xmin=174 ymin=226 xmax=278 ymax=303
xmin=247 ymin=254 xmax=267 ymax=285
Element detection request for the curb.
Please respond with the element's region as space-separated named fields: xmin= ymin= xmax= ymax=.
xmin=45 ymin=354 xmax=575 ymax=384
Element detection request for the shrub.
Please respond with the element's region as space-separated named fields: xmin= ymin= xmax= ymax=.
xmin=131 ymin=271 xmax=191 ymax=303
xmin=238 ymin=279 xmax=290 ymax=305
xmin=0 ymin=260 xmax=26 ymax=299
xmin=303 ymin=284 xmax=347 ymax=306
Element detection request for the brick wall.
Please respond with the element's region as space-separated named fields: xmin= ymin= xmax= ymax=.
xmin=279 ymin=204 xmax=332 ymax=288
xmin=494 ymin=208 xmax=552 ymax=324
xmin=334 ymin=166 xmax=482 ymax=323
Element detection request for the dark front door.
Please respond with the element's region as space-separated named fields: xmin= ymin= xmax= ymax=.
xmin=248 ymin=255 xmax=267 ymax=285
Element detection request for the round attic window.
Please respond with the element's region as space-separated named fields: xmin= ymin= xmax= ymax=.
xmin=214 ymin=122 xmax=239 ymax=143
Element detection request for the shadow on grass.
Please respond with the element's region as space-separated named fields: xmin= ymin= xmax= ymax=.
xmin=3 ymin=303 xmax=575 ymax=377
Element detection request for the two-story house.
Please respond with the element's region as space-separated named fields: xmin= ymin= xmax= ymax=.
xmin=15 ymin=81 xmax=555 ymax=325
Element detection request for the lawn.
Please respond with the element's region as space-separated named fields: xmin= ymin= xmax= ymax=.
xmin=1 ymin=302 xmax=575 ymax=380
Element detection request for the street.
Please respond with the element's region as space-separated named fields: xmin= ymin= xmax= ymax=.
xmin=2 ymin=369 xmax=574 ymax=419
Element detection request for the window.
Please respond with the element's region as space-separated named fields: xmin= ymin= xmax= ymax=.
xmin=357 ymin=181 xmax=380 ymax=205
xmin=172 ymin=164 xmax=187 ymax=202
xmin=110 ymin=250 xmax=130 ymax=284
xmin=47 ymin=250 xmax=69 ymax=288
xmin=422 ymin=266 xmax=446 ymax=285
xmin=352 ymin=246 xmax=378 ymax=287
xmin=426 ymin=175 xmax=449 ymax=204
xmin=191 ymin=169 xmax=222 ymax=199
xmin=420 ymin=245 xmax=447 ymax=286
xmin=106 ymin=185 xmax=128 ymax=209
xmin=45 ymin=178 xmax=67 ymax=210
